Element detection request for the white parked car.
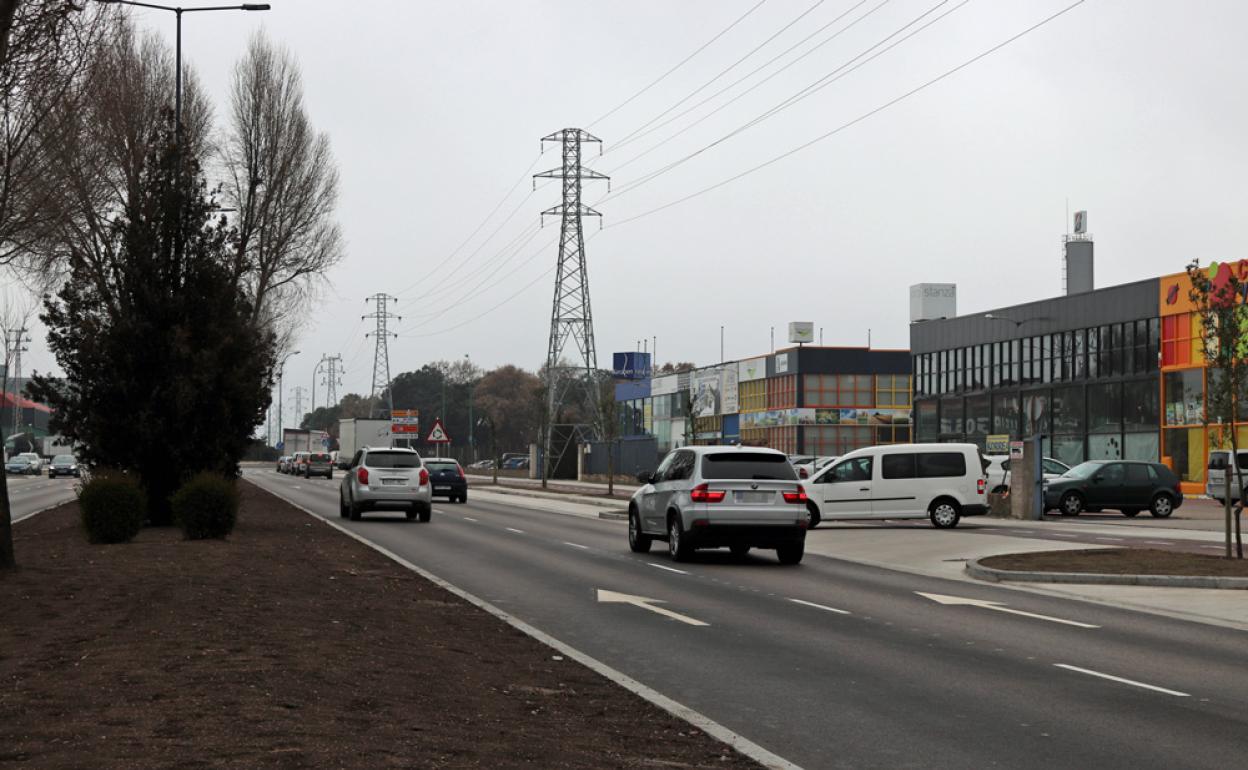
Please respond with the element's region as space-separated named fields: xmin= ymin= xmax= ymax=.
xmin=983 ymin=455 xmax=1072 ymax=494
xmin=804 ymin=443 xmax=989 ymax=528
xmin=16 ymin=452 xmax=43 ymax=474
xmin=1207 ymin=449 xmax=1248 ymax=503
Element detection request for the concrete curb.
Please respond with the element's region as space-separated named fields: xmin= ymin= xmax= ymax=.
xmin=966 ymin=557 xmax=1248 ymax=590
xmin=246 ymin=478 xmax=802 ymax=770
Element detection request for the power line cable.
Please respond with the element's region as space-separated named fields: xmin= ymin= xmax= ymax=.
xmin=607 ymin=0 xmax=1088 ymax=229
xmin=611 ymin=0 xmax=830 ymax=150
xmin=603 ymin=0 xmax=886 ymax=172
xmin=605 ymin=0 xmax=960 ymax=201
xmin=585 ymin=0 xmax=771 ymax=130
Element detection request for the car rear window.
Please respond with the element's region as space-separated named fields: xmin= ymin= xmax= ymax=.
xmin=916 ymin=452 xmax=967 ymax=478
xmin=310 ymin=453 xmax=331 ymax=462
xmin=701 ymin=453 xmax=797 ymax=481
xmin=425 ymin=461 xmax=457 ymax=470
xmin=365 ymin=452 xmax=421 ymax=468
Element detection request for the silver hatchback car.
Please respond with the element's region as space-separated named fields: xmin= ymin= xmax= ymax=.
xmin=629 ymin=445 xmax=809 ymax=564
xmin=339 ymin=447 xmax=433 ymax=522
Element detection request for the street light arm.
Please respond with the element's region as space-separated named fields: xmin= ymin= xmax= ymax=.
xmin=96 ymin=0 xmax=179 ymax=11
xmin=95 ymin=1 xmax=270 ymax=12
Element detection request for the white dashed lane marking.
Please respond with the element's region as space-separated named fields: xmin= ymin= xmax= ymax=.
xmin=505 ymin=527 xmax=525 ymax=534
xmin=647 ymin=563 xmax=688 ymax=575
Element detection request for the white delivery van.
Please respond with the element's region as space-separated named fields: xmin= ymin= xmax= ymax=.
xmin=805 ymin=443 xmax=989 ymax=528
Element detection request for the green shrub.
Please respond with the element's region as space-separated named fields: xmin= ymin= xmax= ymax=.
xmin=78 ymin=472 xmax=146 ymax=544
xmin=172 ymin=473 xmax=240 ymax=540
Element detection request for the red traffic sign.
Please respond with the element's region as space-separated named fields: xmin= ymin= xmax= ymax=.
xmin=426 ymin=418 xmax=451 ymax=444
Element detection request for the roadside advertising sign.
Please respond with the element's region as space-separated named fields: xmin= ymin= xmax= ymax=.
xmin=986 ymin=434 xmax=1010 ymax=454
xmin=391 ymin=409 xmax=420 ymax=435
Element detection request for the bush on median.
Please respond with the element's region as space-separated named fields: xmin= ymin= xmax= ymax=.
xmin=172 ymin=473 xmax=240 ymax=540
xmin=78 ymin=472 xmax=146 ymax=544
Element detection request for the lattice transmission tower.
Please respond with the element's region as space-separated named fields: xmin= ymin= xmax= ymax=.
xmin=323 ymin=354 xmax=343 ymax=406
xmin=364 ymin=294 xmax=400 ymax=418
xmin=534 ymin=128 xmax=609 ymax=481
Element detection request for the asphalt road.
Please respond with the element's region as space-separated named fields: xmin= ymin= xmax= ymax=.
xmin=246 ymin=469 xmax=1247 ymax=770
xmin=3 ymin=474 xmax=78 ymax=521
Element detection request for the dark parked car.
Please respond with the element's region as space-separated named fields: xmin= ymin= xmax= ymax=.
xmin=1044 ymin=460 xmax=1183 ymax=518
xmin=424 ymin=458 xmax=468 ymax=503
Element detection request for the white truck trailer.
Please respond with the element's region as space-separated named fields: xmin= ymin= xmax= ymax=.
xmin=337 ymin=418 xmax=392 ymax=468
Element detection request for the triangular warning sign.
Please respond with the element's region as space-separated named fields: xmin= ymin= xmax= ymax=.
xmin=426 ymin=418 xmax=451 ymax=443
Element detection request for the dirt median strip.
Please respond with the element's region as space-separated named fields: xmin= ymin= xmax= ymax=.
xmin=0 ymin=483 xmax=764 ymax=769
xmin=969 ymin=548 xmax=1248 ymax=589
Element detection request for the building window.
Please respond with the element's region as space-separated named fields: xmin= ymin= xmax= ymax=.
xmin=993 ymin=392 xmax=1020 ymax=437
xmin=803 ymin=374 xmax=872 ymax=408
xmin=916 ymin=400 xmax=938 ymax=442
xmin=1162 ymin=313 xmax=1198 ymax=368
xmin=766 ymin=375 xmax=797 ymax=409
xmin=739 ymin=379 xmax=766 ymax=412
xmin=1123 ymin=379 xmax=1159 ymax=431
xmin=1163 ymin=369 xmax=1203 ymax=426
xmin=876 ymin=374 xmax=911 ymax=407
xmin=1073 ymin=328 xmax=1086 ymax=379
xmin=806 ymin=425 xmax=873 ymax=456
xmin=965 ymin=394 xmax=990 ymax=438
xmin=1023 ymin=389 xmax=1050 ymax=437
xmin=940 ymin=397 xmax=964 ymax=438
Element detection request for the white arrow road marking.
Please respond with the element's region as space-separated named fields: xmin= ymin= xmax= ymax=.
xmin=597 ymin=589 xmax=709 ymax=627
xmin=916 ymin=592 xmax=1100 ymax=629
xmin=1054 ymin=664 xmax=1190 ymax=697
xmin=788 ymin=598 xmax=851 ymax=615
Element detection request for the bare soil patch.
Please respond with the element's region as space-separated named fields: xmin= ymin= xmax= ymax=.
xmin=981 ymin=548 xmax=1248 ymax=577
xmin=0 ymin=484 xmax=760 ymax=769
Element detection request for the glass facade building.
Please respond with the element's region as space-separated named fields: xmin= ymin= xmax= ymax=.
xmin=911 ymin=279 xmax=1162 ymax=470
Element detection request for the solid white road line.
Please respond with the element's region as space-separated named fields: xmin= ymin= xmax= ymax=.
xmin=788 ymin=598 xmax=851 ymax=615
xmin=647 ymin=563 xmax=689 ymax=575
xmin=248 ymin=480 xmax=800 ymax=770
xmin=563 ymin=542 xmax=590 ymax=550
xmin=1095 ymin=537 xmax=1124 ymax=542
xmin=1054 ymin=664 xmax=1190 ymax=697
xmin=1145 ymin=541 xmax=1173 ymax=545
xmin=505 ymin=527 xmax=525 ymax=534
xmin=1051 ymin=533 xmax=1077 ymax=538
xmin=464 ymin=517 xmax=479 ymax=522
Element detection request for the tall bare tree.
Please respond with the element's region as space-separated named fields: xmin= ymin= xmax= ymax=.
xmin=222 ymin=31 xmax=342 ymax=335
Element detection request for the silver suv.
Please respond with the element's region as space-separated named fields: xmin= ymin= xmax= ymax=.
xmin=339 ymin=447 xmax=432 ymax=522
xmin=629 ymin=446 xmax=809 ymax=564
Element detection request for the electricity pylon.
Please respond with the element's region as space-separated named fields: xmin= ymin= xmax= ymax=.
xmin=364 ymin=294 xmax=399 ymax=418
xmin=534 ymin=128 xmax=609 ymax=483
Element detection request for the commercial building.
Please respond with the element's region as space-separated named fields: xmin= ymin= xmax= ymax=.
xmin=911 ymin=260 xmax=1248 ymax=495
xmin=617 ymin=346 xmax=912 ymax=458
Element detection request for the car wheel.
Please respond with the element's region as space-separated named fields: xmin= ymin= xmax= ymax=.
xmin=1059 ymin=492 xmax=1084 ymax=516
xmin=776 ymin=541 xmax=804 ymax=565
xmin=1122 ymin=508 xmax=1141 ymax=517
xmin=991 ymin=484 xmax=1009 ymax=495
xmin=806 ymin=502 xmax=821 ymax=528
xmin=459 ymin=492 xmax=468 ymax=504
xmin=729 ymin=544 xmax=750 ymax=558
xmin=668 ymin=513 xmax=693 ymax=562
xmin=1149 ymin=494 xmax=1175 ymax=518
xmin=339 ymin=494 xmax=349 ymax=519
xmin=348 ymin=497 xmax=362 ymax=522
xmin=628 ymin=507 xmax=652 ymax=553
xmin=405 ymin=507 xmax=418 ymax=521
xmin=327 ymin=471 xmax=333 ymax=480
xmin=929 ymin=498 xmax=961 ymax=529
xmin=418 ymin=503 xmax=432 ymax=523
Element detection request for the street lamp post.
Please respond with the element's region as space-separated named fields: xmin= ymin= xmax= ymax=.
xmin=464 ymin=354 xmax=475 ymax=463
xmin=97 ymin=2 xmax=272 ymax=148
xmin=276 ymin=350 xmax=300 ymax=448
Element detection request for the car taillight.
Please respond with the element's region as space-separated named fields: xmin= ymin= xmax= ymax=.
xmin=977 ymin=478 xmax=986 ymax=495
xmin=456 ymin=464 xmax=465 ymax=479
xmin=690 ymin=483 xmax=725 ymax=503
xmin=782 ymin=486 xmax=808 ymax=504
xmin=419 ymin=468 xmax=430 ymax=486
xmin=357 ymin=467 xmax=369 ymax=485
xmin=1174 ymin=481 xmax=1182 ymax=494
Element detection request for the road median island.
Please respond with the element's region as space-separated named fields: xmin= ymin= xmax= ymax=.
xmin=0 ymin=484 xmax=763 ymax=769
xmin=968 ymin=548 xmax=1248 ymax=589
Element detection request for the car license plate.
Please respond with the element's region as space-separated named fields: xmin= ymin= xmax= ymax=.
xmin=434 ymin=486 xmax=449 ymax=491
xmin=381 ymin=478 xmax=404 ymax=486
xmin=735 ymin=491 xmax=771 ymax=503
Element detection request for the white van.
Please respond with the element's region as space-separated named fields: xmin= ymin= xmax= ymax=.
xmin=805 ymin=443 xmax=988 ymax=528
xmin=1206 ymin=449 xmax=1248 ymax=502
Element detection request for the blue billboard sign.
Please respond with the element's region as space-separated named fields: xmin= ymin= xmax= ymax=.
xmin=612 ymin=352 xmax=651 ymax=380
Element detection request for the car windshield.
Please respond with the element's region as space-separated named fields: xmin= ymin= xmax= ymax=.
xmin=366 ymin=451 xmax=421 ymax=468
xmin=53 ymin=455 xmax=74 ymax=463
xmin=702 ymin=452 xmax=797 ymax=481
xmin=1063 ymin=461 xmax=1103 ymax=479
xmin=8 ymin=458 xmax=29 ymax=465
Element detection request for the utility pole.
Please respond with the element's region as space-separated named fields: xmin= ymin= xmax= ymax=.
xmin=364 ymin=294 xmax=399 ymax=418
xmin=534 ymin=128 xmax=609 ymax=486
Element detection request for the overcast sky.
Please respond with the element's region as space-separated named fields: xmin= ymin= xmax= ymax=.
xmin=16 ymin=0 xmax=1248 ymax=420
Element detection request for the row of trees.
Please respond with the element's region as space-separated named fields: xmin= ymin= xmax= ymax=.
xmin=0 ymin=2 xmax=342 ymax=566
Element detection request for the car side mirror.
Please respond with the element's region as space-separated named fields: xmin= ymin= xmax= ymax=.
xmin=637 ymin=471 xmax=653 ymax=484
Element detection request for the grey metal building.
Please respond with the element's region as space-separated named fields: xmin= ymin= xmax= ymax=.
xmin=909 ymin=278 xmax=1161 ymax=465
